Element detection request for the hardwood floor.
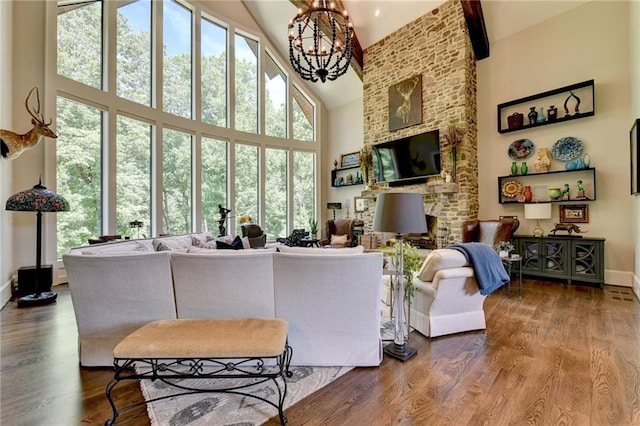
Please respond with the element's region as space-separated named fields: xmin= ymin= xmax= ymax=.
xmin=2 ymin=280 xmax=639 ymax=425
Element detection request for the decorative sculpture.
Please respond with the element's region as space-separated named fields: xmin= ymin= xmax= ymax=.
xmin=217 ymin=204 xmax=231 ymax=237
xmin=549 ymin=223 xmax=586 ymax=235
xmin=1 ymin=87 xmax=58 ymax=160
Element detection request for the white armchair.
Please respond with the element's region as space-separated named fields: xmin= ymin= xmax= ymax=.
xmin=409 ymin=249 xmax=487 ymax=337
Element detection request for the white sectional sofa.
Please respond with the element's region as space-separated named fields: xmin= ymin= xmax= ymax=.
xmin=63 ymin=234 xmax=383 ymax=368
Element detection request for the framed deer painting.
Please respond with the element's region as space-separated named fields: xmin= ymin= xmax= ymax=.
xmin=388 ymin=74 xmax=422 ymax=131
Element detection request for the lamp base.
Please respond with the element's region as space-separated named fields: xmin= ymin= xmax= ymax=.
xmin=17 ymin=291 xmax=57 ymax=308
xmin=533 ymin=226 xmax=544 ymax=237
xmin=383 ymin=342 xmax=417 ymax=362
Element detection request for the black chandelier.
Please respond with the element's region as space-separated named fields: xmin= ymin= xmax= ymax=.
xmin=288 ymin=0 xmax=354 ymax=83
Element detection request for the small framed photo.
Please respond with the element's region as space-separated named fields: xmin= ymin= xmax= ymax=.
xmin=559 ymin=204 xmax=589 ymax=223
xmin=631 ymin=118 xmax=639 ymax=195
xmin=340 ymin=151 xmax=360 ymax=168
xmin=354 ymin=196 xmax=367 ymax=213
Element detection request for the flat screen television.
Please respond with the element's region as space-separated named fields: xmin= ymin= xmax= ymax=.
xmin=372 ymin=129 xmax=441 ymax=186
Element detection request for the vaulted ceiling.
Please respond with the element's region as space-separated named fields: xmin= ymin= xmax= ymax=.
xmin=240 ymin=0 xmax=591 ymax=110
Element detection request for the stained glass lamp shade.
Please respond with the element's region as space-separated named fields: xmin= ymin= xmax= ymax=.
xmin=6 ymin=179 xmax=69 ymax=307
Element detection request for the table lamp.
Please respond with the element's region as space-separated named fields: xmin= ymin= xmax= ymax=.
xmin=6 ymin=178 xmax=70 ymax=307
xmin=373 ymin=192 xmax=427 ymax=361
xmin=326 ymin=202 xmax=342 ymax=220
xmin=524 ymin=203 xmax=551 ymax=237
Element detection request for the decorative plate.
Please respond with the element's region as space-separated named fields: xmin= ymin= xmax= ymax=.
xmin=551 ymin=136 xmax=583 ymax=161
xmin=501 ymin=180 xmax=523 ymax=199
xmin=508 ymin=139 xmax=535 ymax=160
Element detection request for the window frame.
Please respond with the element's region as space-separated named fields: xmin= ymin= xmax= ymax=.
xmin=47 ymin=0 xmax=321 ymax=260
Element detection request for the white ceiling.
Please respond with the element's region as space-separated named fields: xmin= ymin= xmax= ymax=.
xmin=241 ymin=0 xmax=591 ymax=110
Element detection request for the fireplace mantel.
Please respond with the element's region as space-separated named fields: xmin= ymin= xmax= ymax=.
xmin=360 ymin=182 xmax=458 ymax=198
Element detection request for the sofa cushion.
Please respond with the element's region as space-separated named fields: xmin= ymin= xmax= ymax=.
xmin=417 ymin=249 xmax=469 ymax=282
xmin=153 ymin=235 xmax=192 ymax=251
xmin=188 ymin=246 xmax=278 ymax=254
xmin=82 ymin=241 xmax=154 ymax=255
xmin=277 ymin=245 xmax=364 ymax=255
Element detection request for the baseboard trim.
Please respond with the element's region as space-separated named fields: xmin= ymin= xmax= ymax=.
xmin=1 ymin=278 xmax=12 ymax=309
xmin=604 ymin=269 xmax=633 ymax=288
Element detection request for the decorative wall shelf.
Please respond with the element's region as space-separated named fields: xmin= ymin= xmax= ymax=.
xmin=497 ymin=79 xmax=595 ymax=134
xmin=331 ymin=165 xmax=363 ymax=188
xmin=497 ymin=168 xmax=596 ymax=204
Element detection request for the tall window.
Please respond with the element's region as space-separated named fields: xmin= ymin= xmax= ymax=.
xmin=163 ymin=0 xmax=193 ymax=118
xmin=201 ymin=17 xmax=227 ymax=127
xmin=264 ymin=148 xmax=287 ymax=238
xmin=293 ymin=86 xmax=315 ymax=142
xmin=265 ymin=52 xmax=286 ymax=138
xmin=162 ymin=129 xmax=193 ymax=234
xmin=117 ymin=0 xmax=152 ymax=106
xmin=235 ymin=32 xmax=258 ymax=134
xmin=293 ymin=151 xmax=315 ymax=229
xmin=56 ymin=97 xmax=103 ymax=256
xmin=202 ymin=137 xmax=228 ymax=232
xmin=235 ymin=143 xmax=259 ymax=235
xmin=116 ymin=116 xmax=152 ymax=239
xmin=57 ymin=0 xmax=103 ymax=89
xmin=54 ymin=0 xmax=318 ymax=255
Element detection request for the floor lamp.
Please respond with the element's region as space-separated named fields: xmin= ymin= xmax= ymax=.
xmin=6 ymin=179 xmax=70 ymax=308
xmin=373 ymin=192 xmax=427 ymax=361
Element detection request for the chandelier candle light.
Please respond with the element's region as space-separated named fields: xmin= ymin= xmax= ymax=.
xmin=288 ymin=0 xmax=354 ymax=83
xmin=6 ymin=178 xmax=70 ymax=307
xmin=373 ymin=192 xmax=427 ymax=361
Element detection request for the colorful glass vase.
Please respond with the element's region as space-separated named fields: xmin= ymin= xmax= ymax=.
xmin=521 ymin=162 xmax=528 ymax=175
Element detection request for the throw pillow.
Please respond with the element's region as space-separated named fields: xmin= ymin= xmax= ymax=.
xmin=417 ymin=249 xmax=468 ymax=282
xmin=241 ymin=236 xmax=251 ymax=249
xmin=191 ymin=234 xmax=208 ymax=247
xmin=153 ymin=237 xmax=190 ymax=251
xmin=216 ymin=235 xmax=245 ymax=250
xmin=330 ymin=234 xmax=348 ymax=246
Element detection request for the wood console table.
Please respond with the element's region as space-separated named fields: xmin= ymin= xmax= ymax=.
xmin=512 ymin=235 xmax=605 ymax=287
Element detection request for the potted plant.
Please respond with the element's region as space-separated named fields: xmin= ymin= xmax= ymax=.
xmin=494 ymin=240 xmax=515 ymax=258
xmin=309 ymin=218 xmax=318 ymax=239
xmin=380 ymin=240 xmax=421 ymax=300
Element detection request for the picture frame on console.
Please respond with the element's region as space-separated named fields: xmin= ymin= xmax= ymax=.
xmin=354 ymin=196 xmax=367 ymax=213
xmin=559 ymin=204 xmax=588 ymax=223
xmin=631 ymin=118 xmax=639 ymax=195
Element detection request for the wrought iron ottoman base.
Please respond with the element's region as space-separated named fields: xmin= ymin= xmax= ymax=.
xmin=105 ymin=347 xmax=293 ymax=426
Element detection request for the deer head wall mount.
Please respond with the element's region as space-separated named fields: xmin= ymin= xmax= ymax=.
xmin=1 ymin=87 xmax=58 ymax=160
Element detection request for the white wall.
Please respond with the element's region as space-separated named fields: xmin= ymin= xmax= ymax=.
xmin=477 ymin=1 xmax=632 ymax=286
xmin=324 ymin=97 xmax=364 ymax=233
xmin=0 ymin=0 xmax=14 ymax=307
xmin=631 ymin=0 xmax=640 ymax=298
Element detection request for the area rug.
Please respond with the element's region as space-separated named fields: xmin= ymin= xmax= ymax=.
xmin=141 ymin=305 xmax=394 ymax=426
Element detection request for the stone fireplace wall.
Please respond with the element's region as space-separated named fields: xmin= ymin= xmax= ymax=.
xmin=360 ymin=0 xmax=478 ymax=245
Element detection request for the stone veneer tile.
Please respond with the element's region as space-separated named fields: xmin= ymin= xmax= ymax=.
xmin=360 ymin=0 xmax=478 ymax=246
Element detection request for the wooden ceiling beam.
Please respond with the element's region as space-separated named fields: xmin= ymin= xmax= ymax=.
xmin=460 ymin=0 xmax=490 ymax=60
xmin=289 ymin=0 xmax=363 ymax=80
